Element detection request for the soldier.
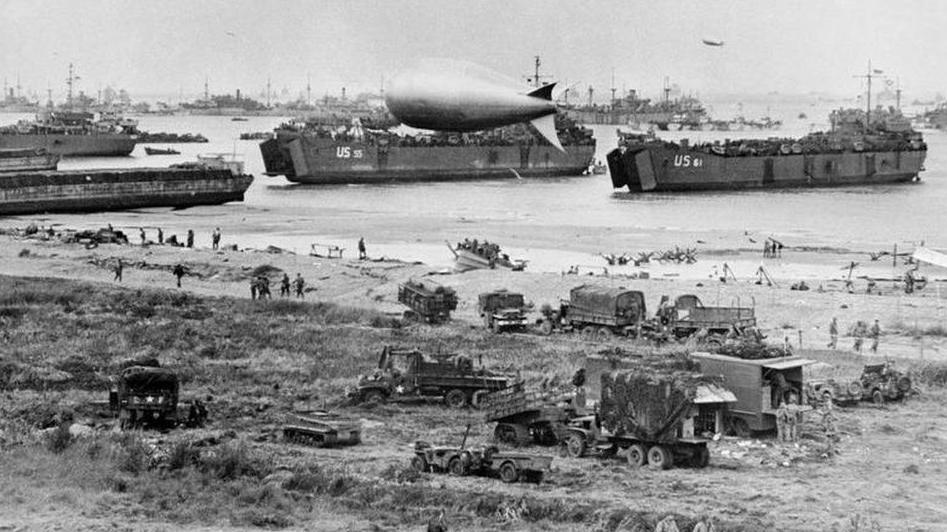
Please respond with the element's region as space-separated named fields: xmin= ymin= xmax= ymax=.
xmin=827 ymin=317 xmax=838 ymax=349
xmin=787 ymin=395 xmax=800 ymax=442
xmin=258 ymin=276 xmax=271 ymax=299
xmin=250 ymin=278 xmax=258 ymax=300
xmin=172 ymin=264 xmax=185 ymax=287
xmin=212 ymin=227 xmax=221 ymax=250
xmin=139 ymin=227 xmax=146 ymax=245
xmin=869 ymin=319 xmax=881 ymax=353
xmin=775 ymin=400 xmax=790 ymax=442
xmin=280 ymin=273 xmax=291 ymax=297
xmin=186 ymin=229 xmax=194 ymax=249
xmin=113 ymin=259 xmax=123 ymax=282
xmin=853 ymin=321 xmax=865 ymax=352
xmin=358 ymin=236 xmax=367 ymax=260
xmin=157 ymin=227 xmax=164 ymax=244
xmin=293 ymin=273 xmax=305 ymax=298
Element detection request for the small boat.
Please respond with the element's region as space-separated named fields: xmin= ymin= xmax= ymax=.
xmin=144 ymin=147 xmax=181 ymax=155
xmin=231 ymin=117 xmax=249 ymax=122
xmin=447 ymin=239 xmax=527 ymax=272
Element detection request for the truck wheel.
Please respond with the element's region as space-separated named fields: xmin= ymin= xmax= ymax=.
xmin=448 ymin=456 xmax=467 ymax=476
xmin=625 ymin=444 xmax=647 ymax=467
xmin=730 ymin=418 xmax=751 ymax=438
xmin=444 ymin=389 xmax=467 ymax=408
xmin=848 ymin=381 xmax=864 ymax=396
xmin=871 ymin=389 xmax=885 ymax=405
xmin=499 ymin=462 xmax=519 ymax=483
xmin=692 ymin=446 xmax=710 ymax=468
xmin=403 ymin=310 xmax=417 ymax=321
xmin=494 ymin=424 xmax=520 ymax=445
xmin=539 ymin=320 xmax=553 ymax=336
xmin=597 ymin=327 xmax=614 ymax=340
xmin=897 ymin=376 xmax=912 ymax=393
xmin=470 ymin=390 xmax=489 ymax=410
xmin=411 ymin=455 xmax=428 ymax=473
xmin=362 ymin=389 xmax=386 ymax=405
xmin=647 ymin=445 xmax=673 ymax=470
xmin=821 ymin=391 xmax=834 ymax=405
xmin=565 ymin=433 xmax=587 ymax=458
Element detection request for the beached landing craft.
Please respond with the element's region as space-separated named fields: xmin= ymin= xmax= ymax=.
xmin=0 ymin=148 xmax=60 ymax=173
xmin=607 ymin=108 xmax=927 ymax=193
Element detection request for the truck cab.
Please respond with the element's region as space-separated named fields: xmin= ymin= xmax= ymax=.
xmin=114 ymin=366 xmax=180 ymax=429
xmin=692 ymin=352 xmax=814 ymax=436
xmin=477 ymin=289 xmax=530 ymax=332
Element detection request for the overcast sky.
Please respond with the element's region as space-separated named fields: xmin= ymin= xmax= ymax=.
xmin=1 ymin=0 xmax=944 ymax=101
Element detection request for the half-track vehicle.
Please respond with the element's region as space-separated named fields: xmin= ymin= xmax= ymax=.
xmin=353 ymin=346 xmax=509 ymax=408
xmin=477 ymin=289 xmax=530 ymax=333
xmin=282 ymin=412 xmax=362 ymax=447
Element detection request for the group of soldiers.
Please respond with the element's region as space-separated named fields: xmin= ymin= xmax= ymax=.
xmin=251 ymin=273 xmax=306 ymax=300
xmin=827 ymin=317 xmax=881 ymax=352
xmin=134 ymin=226 xmax=225 ymax=250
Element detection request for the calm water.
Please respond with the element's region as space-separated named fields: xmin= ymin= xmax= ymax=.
xmin=2 ymin=102 xmax=945 ymax=274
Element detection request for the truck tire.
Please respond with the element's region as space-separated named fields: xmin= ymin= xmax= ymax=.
xmin=448 ymin=456 xmax=467 ymax=476
xmin=444 ymin=389 xmax=467 ymax=408
xmin=539 ymin=319 xmax=553 ymax=336
xmin=597 ymin=327 xmax=614 ymax=340
xmin=580 ymin=326 xmax=597 ymax=340
xmin=470 ymin=390 xmax=489 ymax=410
xmin=871 ymin=389 xmax=885 ymax=405
xmin=647 ymin=445 xmax=673 ymax=470
xmin=692 ymin=446 xmax=710 ymax=468
xmin=626 ymin=444 xmax=647 ymax=468
xmin=564 ymin=433 xmax=587 ymax=458
xmin=362 ymin=389 xmax=386 ymax=405
xmin=847 ymin=381 xmax=864 ymax=396
xmin=499 ymin=461 xmax=519 ymax=483
xmin=411 ymin=455 xmax=428 ymax=473
xmin=897 ymin=376 xmax=912 ymax=393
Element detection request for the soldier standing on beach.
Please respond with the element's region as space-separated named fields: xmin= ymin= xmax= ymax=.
xmin=828 ymin=317 xmax=838 ymax=349
xmin=293 ymin=273 xmax=305 ymax=299
xmin=139 ymin=227 xmax=146 ymax=245
xmin=157 ymin=227 xmax=164 ymax=244
xmin=250 ymin=278 xmax=258 ymax=300
xmin=358 ymin=237 xmax=367 ymax=260
xmin=212 ymin=227 xmax=221 ymax=250
xmin=172 ymin=264 xmax=185 ymax=287
xmin=869 ymin=319 xmax=881 ymax=353
xmin=186 ymin=230 xmax=194 ymax=248
xmin=853 ymin=321 xmax=866 ymax=352
xmin=280 ymin=273 xmax=290 ymax=297
xmin=113 ymin=259 xmax=123 ymax=282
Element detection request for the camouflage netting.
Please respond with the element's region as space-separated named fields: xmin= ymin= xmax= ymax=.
xmin=599 ymin=369 xmax=718 ymax=443
xmin=711 ymin=341 xmax=791 ymax=360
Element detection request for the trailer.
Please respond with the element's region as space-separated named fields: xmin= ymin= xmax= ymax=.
xmin=692 ymin=352 xmax=815 ymax=436
xmin=398 ymin=279 xmax=458 ymax=324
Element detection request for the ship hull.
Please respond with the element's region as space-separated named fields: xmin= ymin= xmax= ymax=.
xmin=607 ymin=146 xmax=926 ymax=192
xmin=0 ymin=168 xmax=253 ymax=215
xmin=260 ymin=133 xmax=595 ymax=184
xmin=0 ymin=134 xmax=137 ymax=156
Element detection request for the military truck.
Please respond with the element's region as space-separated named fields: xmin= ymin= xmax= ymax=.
xmin=539 ymin=284 xmax=650 ymax=340
xmin=657 ymin=295 xmax=757 ymax=343
xmin=482 ymin=380 xmax=579 ymax=445
xmin=477 ymin=289 xmax=530 ymax=333
xmin=398 ymin=279 xmax=458 ymax=324
xmin=692 ymin=352 xmax=815 ymax=436
xmin=556 ymin=370 xmax=734 ymax=469
xmin=353 ymin=346 xmax=509 ymax=408
xmin=859 ymin=363 xmax=913 ymax=404
xmin=110 ymin=365 xmax=180 ymax=429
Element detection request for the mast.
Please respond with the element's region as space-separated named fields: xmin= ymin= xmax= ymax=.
xmin=306 ymin=74 xmax=312 ymax=107
xmin=266 ymin=77 xmax=271 ymax=108
xmin=203 ymin=76 xmax=209 ymax=100
xmin=533 ymin=56 xmax=541 ymax=88
xmin=853 ymin=60 xmax=881 ymax=131
xmin=587 ymin=85 xmax=594 ymax=107
xmin=65 ymin=63 xmax=80 ymax=107
xmin=895 ymin=77 xmax=902 ymax=110
xmin=663 ymin=76 xmax=671 ymax=105
xmin=610 ymin=68 xmax=616 ymax=104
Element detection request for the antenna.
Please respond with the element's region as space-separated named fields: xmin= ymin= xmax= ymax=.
xmin=853 ymin=60 xmax=881 ymax=131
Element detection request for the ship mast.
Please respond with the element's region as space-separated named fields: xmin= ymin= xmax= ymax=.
xmin=610 ymin=68 xmax=617 ymax=105
xmin=663 ymin=76 xmax=671 ymax=105
xmin=853 ymin=60 xmax=881 ymax=131
xmin=65 ymin=63 xmax=80 ymax=108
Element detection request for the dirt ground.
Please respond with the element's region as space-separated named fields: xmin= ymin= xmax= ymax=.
xmin=1 ymin=229 xmax=947 ymax=531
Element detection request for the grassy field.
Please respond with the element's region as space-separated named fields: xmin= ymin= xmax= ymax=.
xmin=2 ymin=274 xmax=947 ymax=531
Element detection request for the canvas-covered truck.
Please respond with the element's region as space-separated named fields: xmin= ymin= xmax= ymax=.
xmin=557 ymin=370 xmax=735 ymax=469
xmin=692 ymin=352 xmax=815 ymax=437
xmin=539 ymin=284 xmax=650 ymax=340
xmin=656 ymin=294 xmax=757 ymax=342
xmin=352 ymin=346 xmax=509 ymax=408
xmin=398 ymin=279 xmax=458 ymax=323
xmin=110 ymin=365 xmax=180 ymax=429
xmin=477 ymin=289 xmax=531 ymax=333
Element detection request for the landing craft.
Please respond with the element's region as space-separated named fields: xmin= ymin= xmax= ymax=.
xmin=702 ymin=38 xmax=724 ymax=47
xmin=385 ymin=59 xmax=564 ymax=151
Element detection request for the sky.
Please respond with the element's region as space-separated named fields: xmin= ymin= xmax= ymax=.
xmin=1 ymin=0 xmax=945 ymax=103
